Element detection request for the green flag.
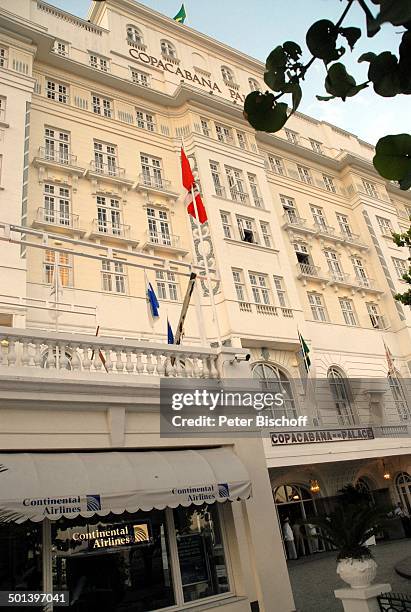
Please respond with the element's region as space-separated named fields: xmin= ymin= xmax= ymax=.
xmin=173 ymin=3 xmax=187 ymax=23
xmin=298 ymin=331 xmax=311 ymax=372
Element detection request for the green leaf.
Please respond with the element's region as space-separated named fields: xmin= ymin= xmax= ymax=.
xmin=339 ymin=26 xmax=362 ymax=50
xmin=377 ymin=0 xmax=411 ymax=26
xmin=244 ymin=92 xmax=289 ymax=133
xmin=358 ymin=52 xmax=376 ymax=63
xmin=264 ymin=67 xmax=286 ymax=92
xmin=283 ymin=41 xmax=302 ymax=61
xmin=325 ymin=63 xmax=360 ymax=100
xmin=306 ymin=19 xmax=344 ymax=63
xmin=368 ymin=52 xmax=401 ymax=96
xmin=266 ymin=46 xmax=287 ymax=70
xmin=373 ymin=134 xmax=411 ymax=188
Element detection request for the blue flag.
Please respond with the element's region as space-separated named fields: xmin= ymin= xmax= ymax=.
xmin=147 ymin=282 xmax=160 ymax=317
xmin=167 ymin=318 xmax=174 ymax=344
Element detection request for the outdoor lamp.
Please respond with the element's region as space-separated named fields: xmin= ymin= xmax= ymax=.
xmin=383 ymin=461 xmax=391 ymax=480
xmin=310 ymin=479 xmax=320 ymax=493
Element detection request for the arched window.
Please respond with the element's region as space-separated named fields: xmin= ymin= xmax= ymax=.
xmin=327 ymin=367 xmax=356 ymax=426
xmin=396 ymin=472 xmax=411 ymax=514
xmin=221 ymin=66 xmax=235 ymax=85
xmin=161 ymin=40 xmax=177 ymax=59
xmin=126 ymin=26 xmax=144 ymax=46
xmin=249 ymin=78 xmax=260 ymax=92
xmin=388 ymin=373 xmax=410 ymax=421
xmin=252 ymin=363 xmax=297 ymax=418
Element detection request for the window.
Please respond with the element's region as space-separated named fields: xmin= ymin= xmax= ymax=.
xmin=310 ymin=139 xmax=322 ymax=154
xmin=92 ymin=94 xmax=112 ymax=118
xmin=226 ymin=166 xmax=248 ymax=203
xmin=89 ymin=53 xmax=109 ymax=72
xmin=54 ymin=40 xmax=68 ymax=56
xmin=101 ymin=259 xmax=127 ymax=293
xmin=294 ymin=241 xmax=312 ymax=271
xmin=44 ymin=127 xmax=70 ymax=164
xmin=392 ymin=257 xmax=408 ymax=280
xmin=376 ymin=215 xmax=393 ymax=237
xmin=362 ymin=179 xmax=378 ymax=198
xmin=323 ymin=174 xmax=336 ymax=193
xmin=215 ymin=123 xmax=234 ymax=145
xmin=147 ymin=208 xmax=171 ymax=245
xmin=352 ymin=257 xmax=369 ymax=287
xmin=135 ymin=108 xmax=155 ymax=131
xmin=308 ymin=293 xmax=328 ymax=322
xmin=127 ymin=25 xmax=144 ymax=46
xmin=273 ymin=276 xmax=287 ymax=307
xmin=43 ymin=184 xmax=71 ymax=227
xmin=395 ymin=472 xmax=411 ymax=512
xmin=160 ymin=40 xmax=177 ymax=59
xmin=140 ymin=154 xmax=163 ymax=188
xmin=130 ymin=68 xmax=150 ymax=87
xmin=285 ymin=129 xmax=298 ymax=144
xmin=252 ymin=363 xmax=297 ymax=418
xmin=94 ymin=141 xmax=118 ymax=176
xmin=267 ymin=155 xmax=285 ymax=175
xmin=311 ymin=205 xmax=327 ymax=230
xmin=339 ymin=298 xmax=357 ymax=326
xmin=220 ymin=212 xmax=232 ymax=238
xmin=260 ymin=222 xmax=272 ymax=248
xmin=221 ymin=65 xmax=235 ymax=85
xmin=236 ymin=130 xmax=248 ymax=149
xmin=46 ymin=79 xmax=68 ymax=104
xmin=0 ymin=46 xmax=8 ymax=68
xmin=281 ymin=195 xmax=298 ymax=223
xmin=328 ymin=367 xmax=356 ymax=425
xmin=367 ymin=302 xmax=385 ymax=329
xmin=297 ymin=165 xmax=313 ymax=184
xmin=156 ymin=270 xmax=178 ymax=301
xmin=248 ymin=173 xmax=263 ymax=208
xmin=336 ymin=213 xmax=352 ymax=238
xmin=97 ymin=196 xmax=122 ymax=236
xmin=0 ymin=96 xmax=5 ymax=121
xmin=200 ymin=117 xmax=211 ymax=137
xmin=174 ymin=504 xmax=230 ymax=603
xmin=232 ymin=269 xmax=247 ymax=302
xmin=248 ymin=78 xmax=260 ymax=91
xmin=389 ymin=379 xmax=410 ymax=422
xmin=237 ymin=217 xmax=258 ymax=244
xmin=210 ymin=161 xmax=225 ymax=197
xmin=249 ymin=273 xmax=271 ymax=304
xmin=44 ymin=250 xmax=72 ymax=287
xmin=325 ymin=250 xmax=344 ymax=281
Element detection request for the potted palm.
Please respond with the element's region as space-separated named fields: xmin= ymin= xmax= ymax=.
xmin=302 ymin=486 xmax=388 ymax=589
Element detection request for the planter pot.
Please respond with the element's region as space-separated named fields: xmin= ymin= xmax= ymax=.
xmin=337 ymin=557 xmax=377 ymax=589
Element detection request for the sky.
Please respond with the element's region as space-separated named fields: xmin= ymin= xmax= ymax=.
xmin=49 ymin=0 xmax=409 ymax=144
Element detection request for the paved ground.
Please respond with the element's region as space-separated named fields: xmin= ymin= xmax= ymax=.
xmin=288 ymin=540 xmax=411 ymax=612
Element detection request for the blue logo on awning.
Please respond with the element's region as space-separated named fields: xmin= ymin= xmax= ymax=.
xmin=218 ymin=483 xmax=229 ymax=498
xmin=86 ymin=494 xmax=102 ymax=511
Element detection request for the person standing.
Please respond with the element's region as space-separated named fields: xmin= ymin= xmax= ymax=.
xmin=282 ymin=518 xmax=297 ymax=560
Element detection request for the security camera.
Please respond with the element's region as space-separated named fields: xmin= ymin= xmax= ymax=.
xmin=230 ymin=353 xmax=251 ymax=364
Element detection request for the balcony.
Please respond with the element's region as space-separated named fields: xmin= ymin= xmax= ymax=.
xmin=252 ymin=196 xmax=265 ymax=209
xmin=0 ymin=326 xmax=223 ymax=379
xmin=213 ymin=186 xmax=227 ymax=199
xmin=135 ymin=174 xmax=178 ymax=200
xmin=33 ymin=147 xmax=85 ymax=174
xmin=89 ymin=219 xmax=139 ymax=247
xmin=296 ymin=263 xmax=328 ymax=285
xmin=282 ymin=213 xmax=313 ymax=234
xmin=326 ymin=271 xmax=383 ymax=294
xmin=255 ymin=304 xmax=278 ymax=316
xmin=230 ymin=189 xmax=250 ymax=205
xmin=314 ymin=223 xmax=338 ymax=240
xmin=141 ymin=230 xmax=188 ymax=257
xmin=126 ymin=38 xmax=147 ymax=51
xmin=32 ymin=207 xmax=85 ymax=237
xmin=87 ymin=162 xmax=134 ymax=187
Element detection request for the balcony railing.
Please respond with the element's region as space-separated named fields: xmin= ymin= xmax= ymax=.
xmin=230 ymin=189 xmax=250 ymax=204
xmin=137 ymin=173 xmax=171 ymax=191
xmin=282 ymin=212 xmax=308 ymax=229
xmin=354 ymin=276 xmax=376 ymax=290
xmin=38 ymin=147 xmax=77 ymax=166
xmin=314 ymin=223 xmax=336 ymax=237
xmin=252 ymin=196 xmax=264 ymax=208
xmin=256 ymin=304 xmax=278 ymax=316
xmin=0 ymin=108 xmax=5 ymax=122
xmin=217 ymin=134 xmax=235 ymax=146
xmin=214 ymin=186 xmax=227 ymax=198
xmin=35 ymin=207 xmax=79 ymax=229
xmin=327 ymin=270 xmax=351 ymax=284
xmin=90 ymin=161 xmax=125 ymax=178
xmin=0 ymin=327 xmax=221 ymax=378
xmin=146 ymin=230 xmax=180 ymax=248
xmin=297 ymin=263 xmax=321 ymax=277
xmin=92 ymin=219 xmax=131 ymax=239
xmin=340 ymin=231 xmax=368 ymax=249
xmin=126 ymin=38 xmax=147 ymax=51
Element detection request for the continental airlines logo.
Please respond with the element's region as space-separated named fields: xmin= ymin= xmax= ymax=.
xmin=22 ymin=493 xmax=102 ymax=516
xmin=172 ymin=483 xmax=230 ymax=502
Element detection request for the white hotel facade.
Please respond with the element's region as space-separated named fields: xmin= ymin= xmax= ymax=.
xmin=0 ymin=0 xmax=410 ymax=610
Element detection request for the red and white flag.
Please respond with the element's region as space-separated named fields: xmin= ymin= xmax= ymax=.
xmin=180 ymin=147 xmax=208 ymax=224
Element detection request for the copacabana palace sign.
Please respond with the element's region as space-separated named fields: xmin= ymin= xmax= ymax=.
xmin=129 ymin=49 xmax=247 ymax=103
xmin=271 ymin=427 xmax=375 ymax=446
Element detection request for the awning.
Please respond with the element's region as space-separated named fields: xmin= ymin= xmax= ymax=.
xmin=0 ymin=448 xmax=251 ymax=523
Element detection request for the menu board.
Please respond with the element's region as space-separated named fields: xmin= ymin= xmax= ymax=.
xmin=177 ymin=534 xmax=209 ymax=586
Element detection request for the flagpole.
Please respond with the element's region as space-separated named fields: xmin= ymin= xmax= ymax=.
xmin=54 ymin=258 xmax=60 ymax=369
xmin=190 ymin=183 xmax=222 ymax=346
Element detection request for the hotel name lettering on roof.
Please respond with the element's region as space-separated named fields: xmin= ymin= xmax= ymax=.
xmin=128 ymin=49 xmax=247 ymax=102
